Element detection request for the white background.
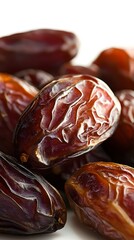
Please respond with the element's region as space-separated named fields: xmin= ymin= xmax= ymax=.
xmin=0 ymin=0 xmax=134 ymax=66
xmin=0 ymin=1 xmax=133 ymax=239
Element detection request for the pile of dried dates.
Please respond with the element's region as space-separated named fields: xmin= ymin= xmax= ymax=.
xmin=0 ymin=28 xmax=134 ymax=240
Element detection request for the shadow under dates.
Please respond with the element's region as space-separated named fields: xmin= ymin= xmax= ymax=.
xmin=0 ymin=210 xmax=106 ymax=240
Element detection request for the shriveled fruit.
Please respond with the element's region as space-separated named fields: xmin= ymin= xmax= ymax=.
xmin=103 ymin=89 xmax=134 ymax=166
xmin=0 ymin=151 xmax=66 ymax=234
xmin=13 ymin=74 xmax=121 ymax=170
xmin=65 ymin=161 xmax=134 ymax=240
xmin=0 ymin=29 xmax=79 ymax=74
xmin=0 ymin=73 xmax=38 ymax=154
xmin=59 ymin=63 xmax=99 ymax=77
xmin=15 ymin=69 xmax=54 ymax=89
xmin=91 ymin=47 xmax=134 ymax=91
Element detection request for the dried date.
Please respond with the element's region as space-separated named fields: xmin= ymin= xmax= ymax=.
xmin=15 ymin=69 xmax=54 ymax=89
xmin=59 ymin=63 xmax=99 ymax=77
xmin=65 ymin=161 xmax=134 ymax=240
xmin=103 ymin=89 xmax=134 ymax=165
xmin=0 ymin=151 xmax=66 ymax=234
xmin=91 ymin=47 xmax=134 ymax=91
xmin=0 ymin=29 xmax=79 ymax=74
xmin=0 ymin=73 xmax=38 ymax=154
xmin=13 ymin=74 xmax=121 ymax=170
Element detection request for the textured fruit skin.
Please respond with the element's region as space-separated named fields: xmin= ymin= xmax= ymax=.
xmin=0 ymin=73 xmax=38 ymax=154
xmin=92 ymin=48 xmax=134 ymax=91
xmin=103 ymin=89 xmax=134 ymax=165
xmin=0 ymin=29 xmax=79 ymax=74
xmin=0 ymin=151 xmax=66 ymax=235
xmin=15 ymin=69 xmax=54 ymax=90
xmin=65 ymin=162 xmax=134 ymax=240
xmin=13 ymin=74 xmax=121 ymax=170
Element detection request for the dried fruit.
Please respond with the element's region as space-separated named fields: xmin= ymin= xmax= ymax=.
xmin=13 ymin=74 xmax=121 ymax=170
xmin=91 ymin=48 xmax=134 ymax=91
xmin=0 ymin=29 xmax=79 ymax=74
xmin=59 ymin=63 xmax=98 ymax=76
xmin=65 ymin=161 xmax=134 ymax=240
xmin=15 ymin=69 xmax=54 ymax=89
xmin=0 ymin=73 xmax=38 ymax=154
xmin=0 ymin=151 xmax=66 ymax=234
xmin=103 ymin=89 xmax=134 ymax=166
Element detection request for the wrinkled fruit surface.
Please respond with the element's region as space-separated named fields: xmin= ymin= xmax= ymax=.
xmin=103 ymin=89 xmax=134 ymax=165
xmin=14 ymin=74 xmax=121 ymax=170
xmin=65 ymin=161 xmax=134 ymax=240
xmin=0 ymin=151 xmax=66 ymax=234
xmin=0 ymin=73 xmax=38 ymax=154
xmin=15 ymin=68 xmax=54 ymax=90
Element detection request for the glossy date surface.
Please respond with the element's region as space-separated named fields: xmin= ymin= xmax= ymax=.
xmin=0 ymin=29 xmax=79 ymax=74
xmin=15 ymin=69 xmax=54 ymax=90
xmin=65 ymin=161 xmax=134 ymax=240
xmin=0 ymin=151 xmax=66 ymax=235
xmin=103 ymin=89 xmax=134 ymax=165
xmin=14 ymin=74 xmax=121 ymax=170
xmin=92 ymin=48 xmax=134 ymax=92
xmin=0 ymin=73 xmax=38 ymax=154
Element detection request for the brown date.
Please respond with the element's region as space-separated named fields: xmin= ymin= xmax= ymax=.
xmin=65 ymin=161 xmax=134 ymax=240
xmin=91 ymin=48 xmax=134 ymax=91
xmin=0 ymin=29 xmax=79 ymax=74
xmin=0 ymin=73 xmax=38 ymax=154
xmin=103 ymin=89 xmax=134 ymax=165
xmin=45 ymin=146 xmax=112 ymax=191
xmin=0 ymin=151 xmax=66 ymax=234
xmin=59 ymin=63 xmax=99 ymax=77
xmin=15 ymin=69 xmax=54 ymax=90
xmin=50 ymin=145 xmax=111 ymax=181
xmin=13 ymin=74 xmax=121 ymax=170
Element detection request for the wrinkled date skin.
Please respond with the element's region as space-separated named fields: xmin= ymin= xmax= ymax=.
xmin=103 ymin=90 xmax=134 ymax=165
xmin=65 ymin=162 xmax=134 ymax=240
xmin=0 ymin=151 xmax=66 ymax=234
xmin=0 ymin=29 xmax=79 ymax=74
xmin=13 ymin=74 xmax=121 ymax=170
xmin=50 ymin=145 xmax=111 ymax=181
xmin=45 ymin=146 xmax=112 ymax=191
xmin=91 ymin=48 xmax=134 ymax=92
xmin=0 ymin=73 xmax=38 ymax=154
xmin=15 ymin=69 xmax=54 ymax=90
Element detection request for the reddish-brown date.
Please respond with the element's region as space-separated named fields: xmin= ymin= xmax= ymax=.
xmin=59 ymin=63 xmax=99 ymax=76
xmin=0 ymin=29 xmax=79 ymax=74
xmin=91 ymin=48 xmax=134 ymax=91
xmin=50 ymin=145 xmax=111 ymax=181
xmin=103 ymin=89 xmax=134 ymax=165
xmin=13 ymin=74 xmax=121 ymax=170
xmin=0 ymin=151 xmax=66 ymax=234
xmin=45 ymin=145 xmax=112 ymax=191
xmin=15 ymin=69 xmax=54 ymax=90
xmin=65 ymin=161 xmax=134 ymax=240
xmin=0 ymin=73 xmax=38 ymax=154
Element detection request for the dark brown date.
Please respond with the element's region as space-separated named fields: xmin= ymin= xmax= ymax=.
xmin=0 ymin=151 xmax=66 ymax=234
xmin=91 ymin=48 xmax=134 ymax=91
xmin=103 ymin=89 xmax=134 ymax=165
xmin=45 ymin=146 xmax=112 ymax=191
xmin=15 ymin=69 xmax=54 ymax=89
xmin=13 ymin=74 xmax=121 ymax=170
xmin=0 ymin=73 xmax=38 ymax=154
xmin=0 ymin=29 xmax=79 ymax=74
xmin=50 ymin=145 xmax=111 ymax=181
xmin=65 ymin=161 xmax=134 ymax=240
